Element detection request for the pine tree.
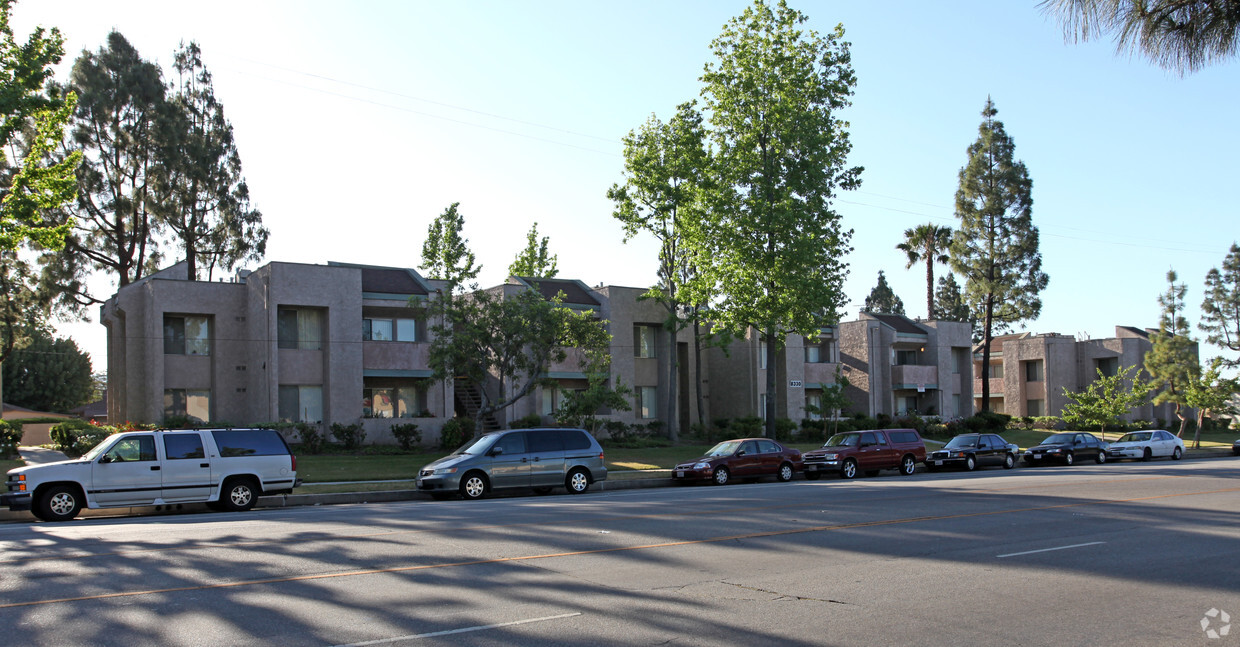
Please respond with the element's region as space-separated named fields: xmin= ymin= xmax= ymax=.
xmin=934 ymin=273 xmax=972 ymax=324
xmin=1199 ymin=243 xmax=1240 ymax=367
xmin=863 ymin=270 xmax=905 ymax=315
xmin=950 ymin=98 xmax=1048 ymax=411
xmin=1145 ymin=269 xmax=1199 ymax=436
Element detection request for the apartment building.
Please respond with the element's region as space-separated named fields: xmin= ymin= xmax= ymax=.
xmin=100 ymin=260 xmax=453 ymax=444
xmin=972 ymin=326 xmax=1189 ymax=422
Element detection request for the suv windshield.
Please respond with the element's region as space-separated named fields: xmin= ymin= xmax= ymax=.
xmin=823 ymin=433 xmax=860 ymax=448
xmin=1117 ymin=432 xmax=1152 ymax=443
xmin=945 ymin=436 xmax=978 ymax=449
xmin=452 ymin=434 xmax=497 ymax=455
xmin=705 ymin=441 xmax=742 ymax=457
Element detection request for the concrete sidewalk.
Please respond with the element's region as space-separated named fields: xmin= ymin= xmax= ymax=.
xmin=16 ymin=446 xmax=72 ymax=466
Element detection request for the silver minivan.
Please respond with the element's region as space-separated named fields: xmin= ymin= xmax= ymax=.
xmin=416 ymin=427 xmax=607 ymax=500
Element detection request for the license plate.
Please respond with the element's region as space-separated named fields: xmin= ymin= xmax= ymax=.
xmin=1033 ymin=454 xmax=1042 ymax=459
xmin=807 ymin=465 xmax=818 ymax=472
xmin=934 ymin=460 xmax=943 ymax=466
xmin=676 ymin=471 xmax=684 ymax=478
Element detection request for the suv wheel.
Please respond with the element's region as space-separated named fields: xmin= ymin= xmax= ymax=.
xmin=841 ymin=459 xmax=858 ymax=480
xmin=221 ymin=478 xmax=259 ymax=512
xmin=776 ymin=462 xmax=795 ymax=482
xmin=899 ymin=455 xmax=916 ymax=476
xmin=38 ymin=485 xmax=82 ymax=522
xmin=566 ymin=469 xmax=590 ymax=494
xmin=459 ymin=472 xmax=488 ymax=500
xmin=713 ymin=466 xmax=730 ymax=485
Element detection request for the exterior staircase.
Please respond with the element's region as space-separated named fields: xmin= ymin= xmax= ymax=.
xmin=453 ymin=377 xmax=502 ymax=432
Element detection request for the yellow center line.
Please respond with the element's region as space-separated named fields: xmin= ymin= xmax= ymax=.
xmin=3 ymin=485 xmax=1236 ymax=610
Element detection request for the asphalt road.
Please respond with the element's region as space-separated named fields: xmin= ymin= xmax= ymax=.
xmin=1 ymin=458 xmax=1238 ymax=646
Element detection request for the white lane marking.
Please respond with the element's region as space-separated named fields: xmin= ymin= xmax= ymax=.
xmin=329 ymin=612 xmax=582 ymax=646
xmin=997 ymin=541 xmax=1105 ymax=558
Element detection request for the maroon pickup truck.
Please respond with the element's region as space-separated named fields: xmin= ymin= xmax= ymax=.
xmin=801 ymin=428 xmax=926 ymax=479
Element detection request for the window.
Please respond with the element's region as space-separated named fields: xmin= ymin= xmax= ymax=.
xmin=541 ymin=385 xmax=566 ymax=416
xmin=1024 ymin=360 xmax=1043 ymax=382
xmin=759 ymin=393 xmax=768 ymax=419
xmin=805 ymin=391 xmax=822 ymax=420
xmin=279 ymin=309 xmax=324 ymax=350
xmin=637 ymin=386 xmax=658 ymax=419
xmin=527 ymin=429 xmax=563 ymax=453
xmin=1096 ymin=357 xmax=1119 ymax=378
xmin=759 ymin=345 xmax=768 ymax=369
xmin=758 ymin=440 xmax=780 ymax=453
xmin=363 ymin=381 xmax=425 ymax=418
xmin=279 ymin=385 xmax=323 ymax=422
xmin=103 ymin=435 xmax=157 ymax=462
xmin=806 ymin=344 xmax=821 ymax=364
xmin=163 ymin=434 xmax=205 ymax=460
xmin=990 ymin=363 xmax=1004 ymax=379
xmin=895 ymin=350 xmax=918 ymax=366
xmin=164 ymin=315 xmax=210 ymax=355
xmin=396 ymin=318 xmax=418 ymax=342
xmin=634 ymin=325 xmax=657 ymax=358
xmin=493 ymin=431 xmax=527 ymax=455
xmin=164 ymin=389 xmax=210 ymax=423
xmin=364 ymin=317 xmax=418 ymax=342
xmin=1027 ymin=399 xmax=1044 ymax=416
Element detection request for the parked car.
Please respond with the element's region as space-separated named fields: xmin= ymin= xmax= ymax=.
xmin=1233 ymin=438 xmax=1239 ymax=456
xmin=802 ymin=428 xmax=926 ymax=480
xmin=672 ymin=438 xmax=802 ymax=485
xmin=1106 ymin=429 xmax=1184 ymax=461
xmin=926 ymin=433 xmax=1019 ymax=471
xmin=2 ymin=428 xmax=299 ymax=522
xmin=1023 ymin=432 xmax=1108 ymax=466
xmin=416 ymin=427 xmax=606 ymax=500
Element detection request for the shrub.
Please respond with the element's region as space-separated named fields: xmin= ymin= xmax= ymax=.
xmin=162 ymin=415 xmax=198 ymax=429
xmin=390 ymin=423 xmax=422 ymax=451
xmin=893 ymin=414 xmax=927 ymax=434
xmin=296 ymin=422 xmax=326 ymax=454
xmin=973 ymin=410 xmax=1011 ymax=431
xmin=0 ymin=419 xmax=22 ymax=458
xmin=439 ymin=418 xmax=474 ymax=450
xmin=774 ymin=418 xmax=797 ymax=441
xmin=732 ymin=416 xmax=763 ymax=436
xmin=50 ymin=419 xmax=104 ymax=454
xmin=924 ymin=422 xmax=950 ymax=438
xmin=509 ymin=414 xmax=544 ymax=429
xmin=331 ymin=422 xmax=366 ymax=450
xmin=1032 ymin=416 xmax=1063 ymax=430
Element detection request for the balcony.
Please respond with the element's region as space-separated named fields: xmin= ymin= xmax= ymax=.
xmin=892 ymin=364 xmax=937 ymax=390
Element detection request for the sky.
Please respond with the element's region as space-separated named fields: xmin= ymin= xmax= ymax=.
xmin=10 ymin=0 xmax=1239 ymax=373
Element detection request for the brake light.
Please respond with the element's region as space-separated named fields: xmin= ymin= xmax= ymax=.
xmin=291 ymin=454 xmax=297 ymax=472
xmin=599 ymin=451 xmax=605 ymax=461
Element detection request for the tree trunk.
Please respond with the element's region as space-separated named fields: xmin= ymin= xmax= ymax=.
xmin=694 ymin=316 xmax=706 ymax=434
xmin=979 ymin=296 xmax=995 ymax=412
xmin=665 ymin=315 xmax=679 ymax=443
xmin=764 ymin=329 xmax=777 ymax=439
xmin=925 ymin=251 xmax=934 ymax=319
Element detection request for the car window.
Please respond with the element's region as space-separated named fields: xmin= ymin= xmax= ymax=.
xmin=825 ymin=433 xmax=859 ymax=447
xmin=493 ymin=432 xmax=527 ymax=455
xmin=560 ymin=429 xmax=593 ymax=451
xmin=706 ymin=441 xmax=742 ymax=457
xmin=104 ymin=435 xmax=157 ymax=462
xmin=978 ymin=437 xmax=992 ymax=449
xmin=527 ymin=429 xmax=564 ymax=453
xmin=740 ymin=441 xmax=760 ymax=455
xmin=860 ymin=432 xmax=877 ymax=446
xmin=889 ymin=431 xmax=920 ymax=444
xmin=212 ymin=430 xmax=291 ymax=457
xmin=164 ymin=434 xmax=205 ymax=460
xmin=945 ymin=436 xmax=977 ymax=449
xmin=758 ymin=440 xmax=780 ymax=453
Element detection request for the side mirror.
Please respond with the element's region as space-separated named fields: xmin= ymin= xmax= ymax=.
xmin=99 ymin=455 xmax=113 ymax=464
xmin=736 ymin=450 xmax=747 ymax=456
xmin=488 ymin=446 xmax=504 ymax=456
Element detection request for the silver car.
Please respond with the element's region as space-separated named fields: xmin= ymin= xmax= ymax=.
xmin=416 ymin=427 xmax=607 ymax=500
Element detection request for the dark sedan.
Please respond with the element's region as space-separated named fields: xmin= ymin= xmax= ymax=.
xmin=1233 ymin=439 xmax=1239 ymax=456
xmin=926 ymin=433 xmax=1019 ymax=471
xmin=1023 ymin=432 xmax=1108 ymax=466
xmin=673 ymin=438 xmax=802 ymax=485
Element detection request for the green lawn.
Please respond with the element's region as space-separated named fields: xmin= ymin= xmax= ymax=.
xmin=1 ymin=458 xmax=22 ymax=473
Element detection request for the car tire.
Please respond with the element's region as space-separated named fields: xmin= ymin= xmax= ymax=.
xmin=712 ymin=466 xmax=730 ymax=485
xmin=220 ymin=477 xmax=259 ymax=512
xmin=37 ymin=485 xmax=82 ymax=522
xmin=1095 ymin=450 xmax=1107 ymax=464
xmin=841 ymin=459 xmax=858 ymax=480
xmin=1142 ymin=447 xmax=1152 ymax=462
xmin=899 ymin=455 xmax=916 ymax=476
xmin=459 ymin=472 xmax=488 ymax=500
xmin=566 ymin=469 xmax=590 ymax=494
xmin=1064 ymin=452 xmax=1075 ymax=466
xmin=965 ymin=455 xmax=977 ymax=471
xmin=1172 ymin=446 xmax=1183 ymax=460
xmin=776 ymin=462 xmax=795 ymax=482
xmin=1003 ymin=454 xmax=1015 ymax=470
xmin=804 ymin=471 xmax=822 ymax=481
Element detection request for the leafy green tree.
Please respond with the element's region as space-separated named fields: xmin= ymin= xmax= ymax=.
xmin=1183 ymin=357 xmax=1239 ymax=448
xmin=863 ymin=270 xmax=905 ymax=315
xmin=157 ymin=41 xmax=267 ymax=281
xmin=1200 ymin=243 xmax=1240 ymax=367
xmin=608 ymin=101 xmax=710 ymax=441
xmin=691 ymin=0 xmax=860 ymax=437
xmin=1145 ymin=270 xmax=1199 ymax=436
xmin=424 ymin=288 xmax=612 ymax=431
xmin=2 ymin=326 xmax=93 ymax=412
xmin=934 ymin=273 xmax=972 ymax=324
xmin=507 ymin=222 xmax=558 ymax=278
xmin=56 ymin=31 xmax=167 ymax=294
xmin=950 ymin=98 xmax=1048 ymax=411
xmin=0 ymin=0 xmax=81 ymax=403
xmin=1060 ymin=365 xmax=1153 ymax=434
xmin=1040 ymin=0 xmax=1240 ymax=74
xmin=420 ymin=202 xmax=480 ymax=292
xmin=805 ymin=365 xmax=850 ymax=438
xmin=896 ymin=223 xmax=952 ymax=319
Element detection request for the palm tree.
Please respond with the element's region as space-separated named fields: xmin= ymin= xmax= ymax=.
xmin=896 ymin=223 xmax=952 ymax=319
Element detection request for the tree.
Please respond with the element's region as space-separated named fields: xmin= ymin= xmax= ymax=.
xmin=424 ymin=288 xmax=611 ymax=431
xmin=692 ymin=0 xmax=860 ymax=438
xmin=950 ymin=98 xmax=1048 ymax=412
xmin=57 ymin=31 xmax=167 ymax=294
xmin=1060 ymin=365 xmax=1154 ymax=434
xmin=896 ymin=223 xmax=952 ymax=319
xmin=0 ymin=0 xmax=81 ymax=403
xmin=420 ymin=202 xmax=480 ymax=292
xmin=863 ymin=270 xmax=905 ymax=315
xmin=608 ymin=101 xmax=710 ymax=441
xmin=934 ymin=273 xmax=972 ymax=324
xmin=1145 ymin=269 xmax=1199 ymax=436
xmin=1040 ymin=0 xmax=1240 ymax=74
xmin=1200 ymin=243 xmax=1240 ymax=367
xmin=805 ymin=365 xmax=850 ymax=438
xmin=1183 ymin=357 xmax=1240 ymax=448
xmin=1 ymin=326 xmax=93 ymax=412
xmin=157 ymin=41 xmax=267 ymax=281
xmin=507 ymin=222 xmax=558 ymax=278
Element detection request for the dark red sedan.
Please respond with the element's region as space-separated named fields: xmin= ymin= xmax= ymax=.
xmin=672 ymin=438 xmax=803 ymax=485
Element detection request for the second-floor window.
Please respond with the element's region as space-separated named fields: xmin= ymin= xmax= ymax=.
xmin=364 ymin=317 xmax=418 ymax=342
xmin=164 ymin=315 xmax=210 ymax=355
xmin=1025 ymin=360 xmax=1043 ymax=382
xmin=279 ymin=308 xmax=324 ymax=350
xmin=634 ymin=325 xmax=657 ymax=358
xmin=806 ymin=344 xmax=821 ymax=363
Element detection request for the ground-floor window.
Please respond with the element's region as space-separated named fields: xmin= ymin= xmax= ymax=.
xmin=164 ymin=389 xmax=210 ymax=423
xmin=363 ymin=380 xmax=427 ymax=418
xmin=637 ymin=386 xmax=658 ymax=419
xmin=1026 ymin=399 xmax=1044 ymax=417
xmin=280 ymin=385 xmax=323 ymax=423
xmin=805 ymin=391 xmax=822 ymax=420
